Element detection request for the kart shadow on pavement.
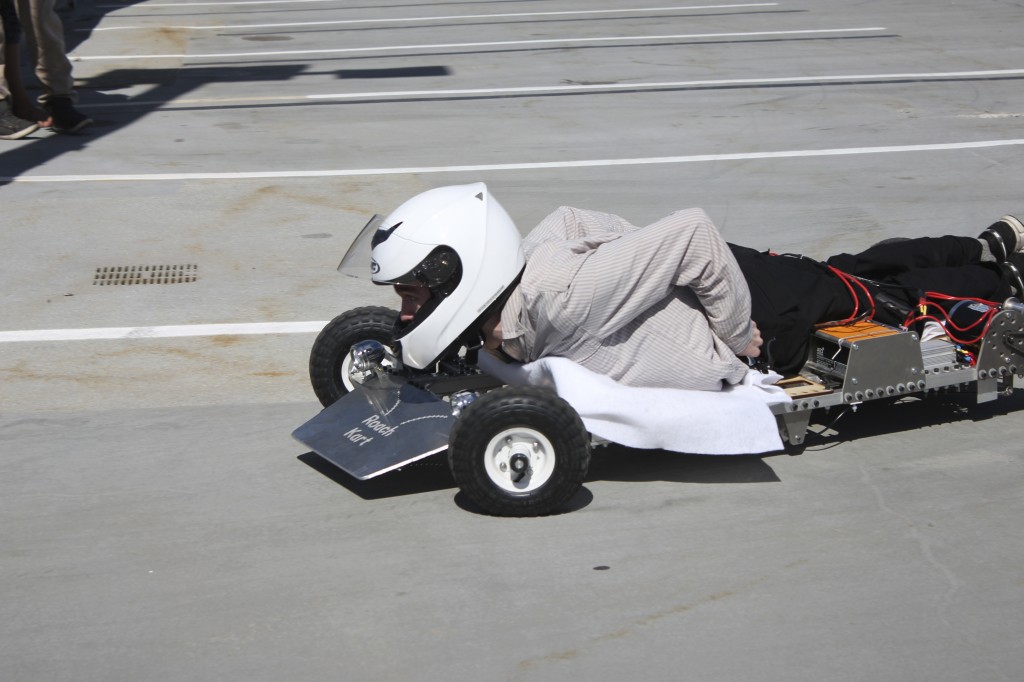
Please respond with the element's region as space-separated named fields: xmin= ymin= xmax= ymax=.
xmin=298 ymin=388 xmax=1024 ymax=513
xmin=297 ymin=444 xmax=781 ymax=515
xmin=791 ymin=389 xmax=1024 ymax=450
xmin=587 ymin=446 xmax=780 ymax=485
xmin=299 ymin=450 xmax=591 ymax=514
xmin=298 ymin=452 xmax=457 ymax=500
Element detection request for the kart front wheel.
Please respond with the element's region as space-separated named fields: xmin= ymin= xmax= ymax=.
xmin=309 ymin=307 xmax=399 ymax=407
xmin=448 ymin=386 xmax=591 ymax=517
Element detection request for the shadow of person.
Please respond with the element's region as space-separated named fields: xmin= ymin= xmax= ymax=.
xmin=0 ymin=63 xmax=308 ymax=185
xmin=59 ymin=0 xmax=151 ymax=54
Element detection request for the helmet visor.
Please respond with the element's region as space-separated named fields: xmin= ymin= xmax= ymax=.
xmin=337 ymin=214 xmax=384 ymax=279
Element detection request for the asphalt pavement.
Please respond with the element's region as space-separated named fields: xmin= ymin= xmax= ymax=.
xmin=2 ymin=1 xmax=1022 ymax=680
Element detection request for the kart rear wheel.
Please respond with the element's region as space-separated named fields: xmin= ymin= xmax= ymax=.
xmin=448 ymin=386 xmax=591 ymax=517
xmin=309 ymin=307 xmax=399 ymax=407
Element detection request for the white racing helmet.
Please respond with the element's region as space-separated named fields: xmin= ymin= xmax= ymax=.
xmin=370 ymin=182 xmax=525 ymax=369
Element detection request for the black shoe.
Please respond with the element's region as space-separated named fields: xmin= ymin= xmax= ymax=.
xmin=979 ymin=215 xmax=1024 ymax=262
xmin=44 ymin=97 xmax=93 ymax=134
xmin=0 ymin=102 xmax=40 ymax=140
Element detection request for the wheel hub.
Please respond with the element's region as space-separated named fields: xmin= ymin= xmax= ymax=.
xmin=484 ymin=428 xmax=556 ymax=493
xmin=508 ymin=453 xmax=530 ymax=482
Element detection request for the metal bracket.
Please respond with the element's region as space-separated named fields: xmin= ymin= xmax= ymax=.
xmin=975 ymin=306 xmax=1024 ymax=403
xmin=779 ymin=409 xmax=813 ymax=446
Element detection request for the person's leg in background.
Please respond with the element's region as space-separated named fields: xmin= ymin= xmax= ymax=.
xmin=15 ymin=0 xmax=90 ymax=132
xmin=3 ymin=0 xmax=48 ymax=124
xmin=0 ymin=0 xmax=40 ymax=139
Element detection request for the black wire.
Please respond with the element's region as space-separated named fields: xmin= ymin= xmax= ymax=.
xmin=802 ymin=407 xmax=851 ymax=448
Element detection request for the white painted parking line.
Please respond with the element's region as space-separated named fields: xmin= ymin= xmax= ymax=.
xmin=88 ymin=4 xmax=780 ymax=31
xmin=70 ymin=27 xmax=886 ymax=61
xmin=0 ymin=322 xmax=329 ymax=343
xmin=99 ymin=0 xmax=361 ymax=7
xmin=306 ymin=69 xmax=1024 ymax=101
xmin=5 ymin=139 xmax=1023 ymax=184
xmin=85 ymin=68 xmax=1024 ymax=110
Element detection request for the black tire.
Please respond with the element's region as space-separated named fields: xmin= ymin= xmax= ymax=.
xmin=448 ymin=386 xmax=591 ymax=517
xmin=309 ymin=307 xmax=399 ymax=407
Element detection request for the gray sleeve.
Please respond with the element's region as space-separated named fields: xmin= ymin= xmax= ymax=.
xmin=557 ymin=207 xmax=754 ymax=355
xmin=523 ymin=206 xmax=635 ymax=250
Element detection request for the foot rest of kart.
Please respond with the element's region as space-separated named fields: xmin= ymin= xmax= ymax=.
xmin=293 ymin=379 xmax=454 ymax=480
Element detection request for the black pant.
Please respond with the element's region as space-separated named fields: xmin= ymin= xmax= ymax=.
xmin=730 ymin=236 xmax=1009 ymax=373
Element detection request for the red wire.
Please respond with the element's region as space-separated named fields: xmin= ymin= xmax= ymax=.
xmin=920 ymin=291 xmax=1000 ymax=307
xmin=827 ymin=265 xmax=877 ymax=324
xmin=829 ymin=268 xmax=858 ymax=322
xmin=906 ymin=313 xmax=990 ymax=345
xmin=822 ymin=268 xmax=998 ymax=345
xmin=902 ymin=293 xmax=998 ymax=345
xmin=850 ymin=275 xmax=876 ymax=319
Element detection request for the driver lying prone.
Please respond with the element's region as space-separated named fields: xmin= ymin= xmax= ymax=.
xmin=370 ymin=183 xmax=1024 ymax=391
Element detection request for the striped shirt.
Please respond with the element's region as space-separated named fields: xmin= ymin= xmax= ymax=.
xmin=500 ymin=207 xmax=754 ymax=391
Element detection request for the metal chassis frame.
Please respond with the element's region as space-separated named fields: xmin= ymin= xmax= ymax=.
xmin=771 ymin=307 xmax=1024 ymax=446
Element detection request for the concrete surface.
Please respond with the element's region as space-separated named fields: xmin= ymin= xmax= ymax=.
xmin=1 ymin=1 xmax=1022 ymax=680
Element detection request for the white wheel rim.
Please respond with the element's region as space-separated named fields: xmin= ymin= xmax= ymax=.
xmin=483 ymin=427 xmax=557 ymax=494
xmin=340 ymin=352 xmax=357 ymax=392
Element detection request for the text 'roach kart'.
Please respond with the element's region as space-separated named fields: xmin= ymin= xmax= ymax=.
xmin=294 ymin=219 xmax=1024 ymax=517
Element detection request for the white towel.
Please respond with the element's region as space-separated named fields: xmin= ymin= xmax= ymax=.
xmin=477 ymin=354 xmax=790 ymax=455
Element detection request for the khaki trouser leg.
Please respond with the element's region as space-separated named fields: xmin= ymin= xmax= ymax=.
xmin=15 ymin=0 xmax=75 ymax=104
xmin=0 ymin=10 xmax=10 ymax=100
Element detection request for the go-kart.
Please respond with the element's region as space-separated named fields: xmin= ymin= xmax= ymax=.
xmin=294 ymin=298 xmax=1024 ymax=517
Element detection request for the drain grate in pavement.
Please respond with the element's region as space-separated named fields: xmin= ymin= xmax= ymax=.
xmin=93 ymin=264 xmax=198 ymax=286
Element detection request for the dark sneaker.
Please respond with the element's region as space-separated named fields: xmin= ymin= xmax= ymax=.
xmin=979 ymin=215 xmax=1024 ymax=262
xmin=44 ymin=97 xmax=93 ymax=134
xmin=0 ymin=102 xmax=40 ymax=140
